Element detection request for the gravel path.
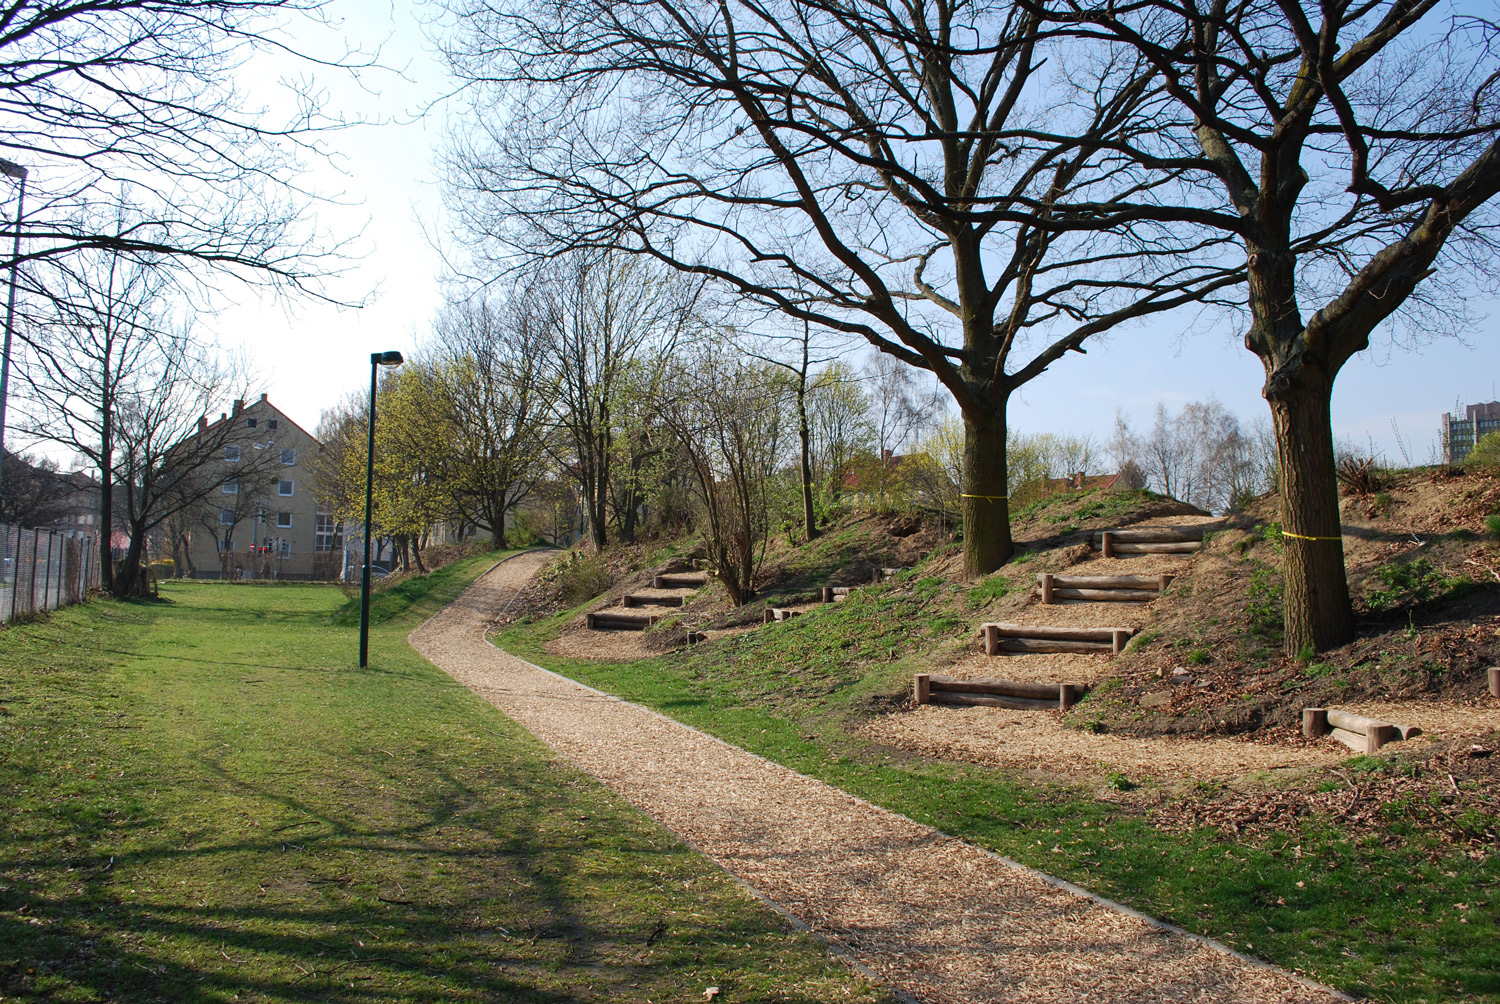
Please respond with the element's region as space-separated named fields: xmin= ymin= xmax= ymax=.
xmin=410 ymin=553 xmax=1349 ymax=1004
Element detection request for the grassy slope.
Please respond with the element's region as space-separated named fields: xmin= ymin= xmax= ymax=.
xmin=0 ymin=553 xmax=888 ymax=1004
xmin=498 ymin=568 xmax=1499 ymax=1004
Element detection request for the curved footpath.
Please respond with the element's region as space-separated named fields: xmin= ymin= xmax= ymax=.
xmin=409 ymin=553 xmax=1351 ymax=1004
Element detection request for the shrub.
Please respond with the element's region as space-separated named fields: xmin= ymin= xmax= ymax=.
xmin=1485 ymin=514 xmax=1500 ymax=539
xmin=1246 ymin=567 xmax=1283 ymax=638
xmin=1336 ymin=452 xmax=1386 ymax=495
xmin=147 ymin=558 xmax=175 ymax=581
xmin=1366 ymin=558 xmax=1466 ymax=611
xmin=1463 ymin=431 xmax=1500 ymax=472
xmin=558 ymin=552 xmax=613 ymax=605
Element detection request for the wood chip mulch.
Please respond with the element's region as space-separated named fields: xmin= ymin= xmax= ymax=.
xmin=410 ymin=554 xmax=1349 ymax=1004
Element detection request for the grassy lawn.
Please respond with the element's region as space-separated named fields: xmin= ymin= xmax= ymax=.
xmin=0 ymin=553 xmax=889 ymax=1004
xmin=497 ymin=583 xmax=1500 ymax=1004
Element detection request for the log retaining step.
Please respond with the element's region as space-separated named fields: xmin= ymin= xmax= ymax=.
xmin=1302 ymin=706 xmax=1421 ymax=754
xmin=623 ymin=593 xmax=684 ymax=608
xmin=653 ymin=572 xmax=709 ymax=589
xmin=821 ymin=586 xmax=854 ymax=603
xmin=586 ymin=611 xmax=660 ymax=632
xmin=915 ymin=673 xmax=1086 ymax=710
xmin=980 ymin=622 xmax=1135 ymax=656
xmin=1038 ymin=572 xmax=1175 ymax=604
xmin=764 ymin=607 xmax=802 ymax=623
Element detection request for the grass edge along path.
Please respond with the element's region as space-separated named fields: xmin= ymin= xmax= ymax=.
xmin=0 ymin=551 xmax=892 ymax=1004
xmin=495 ymin=591 xmax=1500 ymax=1004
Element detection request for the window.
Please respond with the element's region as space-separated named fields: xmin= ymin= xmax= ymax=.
xmin=280 ymin=448 xmax=296 ymax=466
xmin=219 ymin=509 xmax=235 ymax=525
xmin=279 ymin=539 xmax=291 ymax=556
xmin=268 ymin=419 xmax=279 ymax=430
xmin=246 ymin=417 xmax=257 ymax=428
xmin=276 ymin=511 xmax=292 ymax=529
xmin=221 ymin=479 xmax=239 ymax=494
xmin=315 ymin=509 xmax=342 ymax=552
xmin=224 ymin=445 xmax=241 ymax=462
xmin=278 ymin=479 xmax=294 ymax=497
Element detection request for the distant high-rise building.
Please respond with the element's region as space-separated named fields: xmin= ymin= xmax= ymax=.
xmin=1442 ymin=401 xmax=1500 ymax=465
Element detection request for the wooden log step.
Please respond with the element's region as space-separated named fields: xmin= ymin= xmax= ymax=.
xmin=926 ymin=674 xmax=1086 ymax=705
xmin=1094 ymin=540 xmax=1201 ymax=554
xmin=1091 ymin=524 xmax=1223 ymax=543
xmin=763 ymin=607 xmax=802 ymax=623
xmin=623 ymin=593 xmax=684 ymax=608
xmin=982 ymin=622 xmax=1132 ymax=643
xmin=1039 ymin=573 xmax=1174 ymax=589
xmin=687 ymin=631 xmax=708 ymax=645
xmin=930 ymin=691 xmax=1059 ymax=711
xmin=1053 ymin=587 xmax=1160 ymax=602
xmin=982 ymin=622 xmax=1135 ymax=656
xmin=821 ymin=586 xmax=854 ymax=603
xmin=1302 ymin=707 xmax=1419 ymax=753
xmin=653 ymin=572 xmax=708 ymax=589
xmin=992 ymin=637 xmax=1117 ymax=654
xmin=586 ymin=611 xmax=659 ymax=631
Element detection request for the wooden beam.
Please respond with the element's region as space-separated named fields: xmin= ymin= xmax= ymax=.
xmin=982 ymin=622 xmax=1134 ymax=643
xmin=1490 ymin=666 xmax=1499 ymax=699
xmin=914 ymin=673 xmax=931 ymax=705
xmin=1040 ymin=574 xmax=1164 ymax=589
xmin=1040 ymin=572 xmax=1054 ymax=604
xmin=1302 ymin=707 xmax=1329 ymax=739
xmin=1053 ymin=587 xmax=1159 ymax=602
xmin=930 ymin=692 xmax=1058 ymax=711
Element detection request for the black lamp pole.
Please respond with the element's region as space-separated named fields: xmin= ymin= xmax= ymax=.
xmin=358 ymin=349 xmax=404 ymax=668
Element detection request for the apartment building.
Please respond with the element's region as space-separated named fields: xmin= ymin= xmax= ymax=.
xmin=1442 ymin=401 xmax=1500 ymax=465
xmin=184 ymin=394 xmax=343 ymax=579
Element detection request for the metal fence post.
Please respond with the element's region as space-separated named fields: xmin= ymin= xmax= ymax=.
xmin=7 ymin=526 xmax=19 ymax=623
xmin=43 ymin=529 xmax=53 ymax=612
xmin=28 ymin=527 xmax=38 ymax=616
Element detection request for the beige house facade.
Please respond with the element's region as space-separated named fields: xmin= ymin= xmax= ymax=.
xmin=184 ymin=395 xmax=343 ymax=579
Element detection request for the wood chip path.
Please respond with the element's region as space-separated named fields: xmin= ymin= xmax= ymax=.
xmin=410 ymin=553 xmax=1351 ymax=1004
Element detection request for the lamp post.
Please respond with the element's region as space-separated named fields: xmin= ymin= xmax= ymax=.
xmin=0 ymin=158 xmax=27 ymax=518
xmin=358 ymin=349 xmax=404 ymax=668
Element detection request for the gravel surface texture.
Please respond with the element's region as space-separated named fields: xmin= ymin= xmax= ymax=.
xmin=410 ymin=552 xmax=1349 ymax=1004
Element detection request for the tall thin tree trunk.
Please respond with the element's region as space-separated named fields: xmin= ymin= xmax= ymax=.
xmin=797 ymin=369 xmax=818 ymax=541
xmin=491 ymin=489 xmax=509 ymax=548
xmin=1268 ymin=377 xmax=1353 ymax=654
xmin=961 ymin=411 xmax=1012 ymax=578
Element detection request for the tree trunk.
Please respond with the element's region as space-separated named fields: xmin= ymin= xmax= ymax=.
xmin=797 ymin=380 xmax=818 ymax=541
xmin=1268 ymin=376 xmax=1354 ymax=654
xmin=961 ymin=411 xmax=1012 ymax=578
xmin=490 ymin=492 xmax=509 ymax=549
xmin=111 ymin=532 xmax=148 ymax=598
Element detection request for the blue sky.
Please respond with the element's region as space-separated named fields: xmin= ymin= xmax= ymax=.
xmin=212 ymin=0 xmax=1496 ymax=464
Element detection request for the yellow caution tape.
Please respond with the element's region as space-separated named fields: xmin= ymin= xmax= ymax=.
xmin=1281 ymin=530 xmax=1344 ymax=541
xmin=961 ymin=494 xmax=1008 ymax=502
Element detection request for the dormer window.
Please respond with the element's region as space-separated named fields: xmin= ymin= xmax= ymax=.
xmin=268 ymin=419 xmax=279 ymax=430
xmin=246 ymin=417 xmax=257 ymax=428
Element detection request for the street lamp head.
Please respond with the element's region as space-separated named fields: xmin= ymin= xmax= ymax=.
xmin=0 ymin=159 xmax=26 ymax=181
xmin=372 ymin=350 xmax=403 ymax=367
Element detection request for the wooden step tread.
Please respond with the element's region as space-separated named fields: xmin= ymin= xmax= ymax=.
xmin=623 ymin=593 xmax=684 ymax=608
xmin=653 ymin=573 xmax=709 ymax=589
xmin=586 ymin=611 xmax=660 ymax=631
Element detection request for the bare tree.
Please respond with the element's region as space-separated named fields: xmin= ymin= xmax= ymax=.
xmin=0 ymin=0 xmax=358 ymax=284
xmin=429 ymin=292 xmax=558 ymax=547
xmin=0 ymin=450 xmax=76 ymax=527
xmin=439 ymin=0 xmax=1244 ymax=576
xmin=539 ymin=251 xmax=697 ymax=550
xmin=807 ymin=360 xmax=872 ymax=500
xmin=1039 ymin=0 xmax=1500 ymax=651
xmin=660 ymin=354 xmax=788 ymax=604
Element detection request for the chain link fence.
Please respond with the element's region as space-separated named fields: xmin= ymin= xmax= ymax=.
xmin=0 ymin=524 xmax=101 ymax=625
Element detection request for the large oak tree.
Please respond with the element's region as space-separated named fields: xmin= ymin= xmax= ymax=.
xmin=438 ymin=0 xmax=1244 ymax=576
